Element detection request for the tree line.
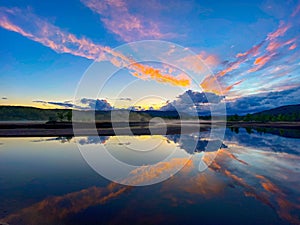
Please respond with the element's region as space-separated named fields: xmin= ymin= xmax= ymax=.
xmin=227 ymin=112 xmax=300 ymax=122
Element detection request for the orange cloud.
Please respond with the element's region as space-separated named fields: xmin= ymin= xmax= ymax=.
xmin=236 ymin=41 xmax=263 ymax=58
xmin=129 ymin=63 xmax=190 ymax=87
xmin=201 ymin=19 xmax=295 ymax=93
xmin=126 ymin=157 xmax=192 ymax=185
xmin=217 ymin=21 xmax=292 ymax=80
xmin=223 ymin=80 xmax=244 ymax=93
xmin=175 ymin=51 xmax=219 ymax=75
xmin=200 ymin=76 xmax=223 ymax=95
xmin=200 ymin=74 xmax=243 ymax=95
xmin=289 ymin=43 xmax=297 ymax=50
xmin=0 ymin=7 xmax=189 ymax=87
xmin=254 ymin=55 xmax=272 ymax=65
xmin=248 ymin=53 xmax=274 ymax=73
xmin=216 ymin=61 xmax=242 ymax=77
xmin=1 ymin=184 xmax=130 ymax=224
xmin=216 ymin=41 xmax=265 ymax=79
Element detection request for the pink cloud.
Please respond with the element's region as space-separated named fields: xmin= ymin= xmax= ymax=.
xmin=176 ymin=51 xmax=219 ymax=73
xmin=291 ymin=4 xmax=300 ymax=17
xmin=248 ymin=53 xmax=275 ymax=73
xmin=0 ymin=7 xmax=190 ymax=87
xmin=289 ymin=43 xmax=297 ymax=50
xmin=267 ymin=21 xmax=291 ymax=41
xmin=81 ymin=0 xmax=170 ymax=42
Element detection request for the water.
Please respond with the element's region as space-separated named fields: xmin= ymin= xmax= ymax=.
xmin=0 ymin=128 xmax=299 ymax=225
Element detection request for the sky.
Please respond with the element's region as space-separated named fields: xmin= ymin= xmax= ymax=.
xmin=0 ymin=0 xmax=300 ymax=114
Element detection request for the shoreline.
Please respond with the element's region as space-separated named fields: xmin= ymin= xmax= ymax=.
xmin=0 ymin=121 xmax=299 ymax=137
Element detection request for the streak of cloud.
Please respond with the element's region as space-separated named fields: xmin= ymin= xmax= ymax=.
xmin=201 ymin=16 xmax=299 ymax=95
xmin=292 ymin=4 xmax=300 ymax=17
xmin=0 ymin=7 xmax=190 ymax=87
xmin=80 ymin=0 xmax=170 ymax=42
xmin=267 ymin=22 xmax=291 ymax=41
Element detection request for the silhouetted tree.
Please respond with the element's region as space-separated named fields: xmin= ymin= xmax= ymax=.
xmin=57 ymin=112 xmax=65 ymax=122
xmin=66 ymin=111 xmax=72 ymax=122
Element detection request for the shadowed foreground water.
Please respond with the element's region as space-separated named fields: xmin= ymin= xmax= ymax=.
xmin=0 ymin=128 xmax=299 ymax=225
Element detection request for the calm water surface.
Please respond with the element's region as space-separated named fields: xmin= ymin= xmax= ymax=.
xmin=0 ymin=128 xmax=299 ymax=225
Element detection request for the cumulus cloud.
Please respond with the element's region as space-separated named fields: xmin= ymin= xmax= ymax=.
xmin=160 ymin=90 xmax=224 ymax=115
xmin=167 ymin=134 xmax=227 ymax=154
xmin=80 ymin=98 xmax=113 ymax=110
xmin=159 ymin=87 xmax=300 ymax=115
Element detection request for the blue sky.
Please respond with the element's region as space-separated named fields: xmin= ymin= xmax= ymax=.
xmin=0 ymin=0 xmax=299 ymax=113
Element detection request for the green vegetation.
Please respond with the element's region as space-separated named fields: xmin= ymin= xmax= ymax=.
xmin=0 ymin=106 xmax=156 ymax=122
xmin=228 ymin=112 xmax=300 ymax=122
xmin=0 ymin=106 xmax=66 ymax=121
xmin=1 ymin=104 xmax=299 ymax=122
xmin=227 ymin=104 xmax=300 ymax=122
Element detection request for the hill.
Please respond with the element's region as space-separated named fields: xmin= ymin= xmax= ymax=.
xmin=0 ymin=106 xmax=183 ymax=121
xmin=228 ymin=104 xmax=300 ymax=122
xmin=252 ymin=104 xmax=300 ymax=116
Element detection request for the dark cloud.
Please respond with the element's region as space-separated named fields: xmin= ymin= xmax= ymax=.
xmin=78 ymin=136 xmax=110 ymax=145
xmin=118 ymin=97 xmax=132 ymax=101
xmin=33 ymin=98 xmax=113 ymax=111
xmin=32 ymin=87 xmax=300 ymax=115
xmin=159 ymin=87 xmax=300 ymax=115
xmin=1 ymin=97 xmax=8 ymax=100
xmin=33 ymin=100 xmax=75 ymax=108
xmin=106 ymin=97 xmax=132 ymax=101
xmin=226 ymin=87 xmax=300 ymax=114
xmin=80 ymin=98 xmax=113 ymax=111
xmin=160 ymin=90 xmax=224 ymax=114
xmin=167 ymin=134 xmax=227 ymax=154
xmin=128 ymin=105 xmax=144 ymax=111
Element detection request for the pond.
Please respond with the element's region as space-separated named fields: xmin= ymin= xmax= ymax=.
xmin=0 ymin=128 xmax=299 ymax=225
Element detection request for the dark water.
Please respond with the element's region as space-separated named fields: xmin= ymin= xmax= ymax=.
xmin=0 ymin=128 xmax=299 ymax=225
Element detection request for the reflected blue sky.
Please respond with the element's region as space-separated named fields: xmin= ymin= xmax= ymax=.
xmin=0 ymin=129 xmax=299 ymax=224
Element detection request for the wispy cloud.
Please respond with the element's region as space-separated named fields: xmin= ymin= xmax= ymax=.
xmin=200 ymin=14 xmax=299 ymax=95
xmin=33 ymin=100 xmax=75 ymax=108
xmin=291 ymin=3 xmax=300 ymax=17
xmin=81 ymin=0 xmax=171 ymax=42
xmin=176 ymin=51 xmax=219 ymax=73
xmin=0 ymin=7 xmax=190 ymax=87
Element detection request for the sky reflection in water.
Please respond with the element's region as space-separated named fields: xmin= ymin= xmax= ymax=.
xmin=0 ymin=128 xmax=299 ymax=225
